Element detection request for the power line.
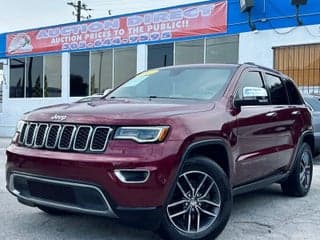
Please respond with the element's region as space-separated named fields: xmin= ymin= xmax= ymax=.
xmin=67 ymin=1 xmax=92 ymax=22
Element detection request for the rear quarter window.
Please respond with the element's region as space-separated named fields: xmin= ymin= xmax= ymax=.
xmin=265 ymin=73 xmax=288 ymax=105
xmin=284 ymin=79 xmax=304 ymax=105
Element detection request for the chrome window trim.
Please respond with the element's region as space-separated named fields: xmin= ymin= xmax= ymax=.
xmin=73 ymin=125 xmax=93 ymax=152
xmin=8 ymin=172 xmax=118 ymax=218
xmin=90 ymin=127 xmax=112 ymax=152
xmin=25 ymin=123 xmax=38 ymax=147
xmin=45 ymin=124 xmax=62 ymax=149
xmin=34 ymin=123 xmax=49 ymax=148
xmin=58 ymin=125 xmax=77 ymax=150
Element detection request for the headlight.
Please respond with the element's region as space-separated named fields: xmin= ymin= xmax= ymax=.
xmin=16 ymin=120 xmax=26 ymax=133
xmin=114 ymin=126 xmax=169 ymax=143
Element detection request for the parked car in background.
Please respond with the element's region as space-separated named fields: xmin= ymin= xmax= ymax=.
xmin=299 ymin=86 xmax=320 ymax=95
xmin=6 ymin=64 xmax=314 ymax=240
xmin=303 ymin=94 xmax=320 ymax=154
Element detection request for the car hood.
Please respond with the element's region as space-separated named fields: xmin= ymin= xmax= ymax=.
xmin=24 ymin=98 xmax=215 ymax=125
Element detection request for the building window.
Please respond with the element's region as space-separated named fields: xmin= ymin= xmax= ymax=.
xmin=114 ymin=47 xmax=137 ymax=87
xmin=44 ymin=55 xmax=61 ymax=97
xmin=0 ymin=63 xmax=2 ymax=112
xmin=0 ymin=63 xmax=3 ymax=85
xmin=90 ymin=46 xmax=137 ymax=92
xmin=91 ymin=50 xmax=113 ymax=94
xmin=26 ymin=56 xmax=43 ymax=98
xmin=10 ymin=54 xmax=62 ymax=98
xmin=147 ymin=36 xmax=238 ymax=69
xmin=175 ymin=39 xmax=204 ymax=65
xmin=148 ymin=43 xmax=173 ymax=69
xmin=206 ymin=35 xmax=239 ymax=64
xmin=70 ymin=52 xmax=89 ymax=97
xmin=274 ymin=44 xmax=320 ymax=94
xmin=10 ymin=58 xmax=25 ymax=98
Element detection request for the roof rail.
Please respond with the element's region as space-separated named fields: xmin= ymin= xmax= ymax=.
xmin=242 ymin=62 xmax=282 ymax=75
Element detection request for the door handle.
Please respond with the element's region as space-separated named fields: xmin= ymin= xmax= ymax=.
xmin=266 ymin=112 xmax=277 ymax=117
xmin=291 ymin=111 xmax=301 ymax=116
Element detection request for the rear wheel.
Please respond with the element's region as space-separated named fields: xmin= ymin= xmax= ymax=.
xmin=281 ymin=143 xmax=313 ymax=197
xmin=160 ymin=156 xmax=232 ymax=240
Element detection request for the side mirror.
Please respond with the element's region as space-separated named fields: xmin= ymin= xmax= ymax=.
xmin=234 ymin=87 xmax=269 ymax=107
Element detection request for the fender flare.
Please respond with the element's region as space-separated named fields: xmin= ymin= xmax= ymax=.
xmin=288 ymin=129 xmax=314 ymax=174
xmin=164 ymin=138 xmax=234 ymax=205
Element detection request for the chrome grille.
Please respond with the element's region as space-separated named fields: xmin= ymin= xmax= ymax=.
xmin=34 ymin=124 xmax=48 ymax=148
xmin=91 ymin=127 xmax=111 ymax=152
xmin=18 ymin=124 xmax=28 ymax=144
xmin=25 ymin=123 xmax=37 ymax=146
xmin=58 ymin=125 xmax=76 ymax=150
xmin=46 ymin=125 xmax=61 ymax=149
xmin=74 ymin=126 xmax=92 ymax=151
xmin=18 ymin=122 xmax=111 ymax=153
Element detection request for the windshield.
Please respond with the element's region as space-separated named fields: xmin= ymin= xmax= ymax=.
xmin=108 ymin=66 xmax=236 ymax=100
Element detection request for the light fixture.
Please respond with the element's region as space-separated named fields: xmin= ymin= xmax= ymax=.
xmin=239 ymin=0 xmax=256 ymax=31
xmin=240 ymin=0 xmax=254 ymax=13
xmin=291 ymin=0 xmax=308 ymax=26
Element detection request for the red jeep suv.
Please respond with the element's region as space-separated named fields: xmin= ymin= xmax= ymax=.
xmin=6 ymin=63 xmax=314 ymax=240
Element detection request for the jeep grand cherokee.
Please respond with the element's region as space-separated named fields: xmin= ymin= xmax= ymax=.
xmin=6 ymin=63 xmax=314 ymax=240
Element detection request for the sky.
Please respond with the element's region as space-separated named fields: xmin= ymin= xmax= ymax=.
xmin=0 ymin=0 xmax=207 ymax=33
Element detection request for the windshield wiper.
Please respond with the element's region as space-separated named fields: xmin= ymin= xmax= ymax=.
xmin=147 ymin=96 xmax=192 ymax=100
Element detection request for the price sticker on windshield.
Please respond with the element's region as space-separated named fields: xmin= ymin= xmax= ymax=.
xmin=138 ymin=69 xmax=159 ymax=77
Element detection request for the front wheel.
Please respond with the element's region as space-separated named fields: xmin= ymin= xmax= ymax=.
xmin=160 ymin=156 xmax=232 ymax=240
xmin=281 ymin=143 xmax=313 ymax=197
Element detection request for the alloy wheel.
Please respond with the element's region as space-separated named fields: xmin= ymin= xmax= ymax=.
xmin=300 ymin=150 xmax=312 ymax=189
xmin=167 ymin=170 xmax=221 ymax=234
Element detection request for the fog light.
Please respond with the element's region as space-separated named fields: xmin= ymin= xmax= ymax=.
xmin=114 ymin=169 xmax=150 ymax=183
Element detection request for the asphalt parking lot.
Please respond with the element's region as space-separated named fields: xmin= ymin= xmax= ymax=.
xmin=1 ymin=138 xmax=320 ymax=240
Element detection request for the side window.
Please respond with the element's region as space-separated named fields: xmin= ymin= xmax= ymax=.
xmin=284 ymin=79 xmax=303 ymax=105
xmin=265 ymin=74 xmax=288 ymax=105
xmin=236 ymin=71 xmax=269 ymax=104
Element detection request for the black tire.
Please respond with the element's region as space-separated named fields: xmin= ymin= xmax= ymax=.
xmin=160 ymin=156 xmax=232 ymax=240
xmin=38 ymin=205 xmax=71 ymax=215
xmin=281 ymin=143 xmax=313 ymax=197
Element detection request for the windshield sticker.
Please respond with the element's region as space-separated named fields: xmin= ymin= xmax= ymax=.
xmin=138 ymin=69 xmax=159 ymax=77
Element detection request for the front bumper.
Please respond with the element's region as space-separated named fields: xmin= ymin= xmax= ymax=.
xmin=7 ymin=172 xmax=117 ymax=217
xmin=6 ymin=140 xmax=182 ymax=228
xmin=7 ymin=172 xmax=164 ymax=229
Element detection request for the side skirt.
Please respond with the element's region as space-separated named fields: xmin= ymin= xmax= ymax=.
xmin=233 ymin=172 xmax=289 ymax=196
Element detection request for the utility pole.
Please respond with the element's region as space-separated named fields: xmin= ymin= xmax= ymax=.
xmin=67 ymin=1 xmax=92 ymax=22
xmin=76 ymin=1 xmax=81 ymax=22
